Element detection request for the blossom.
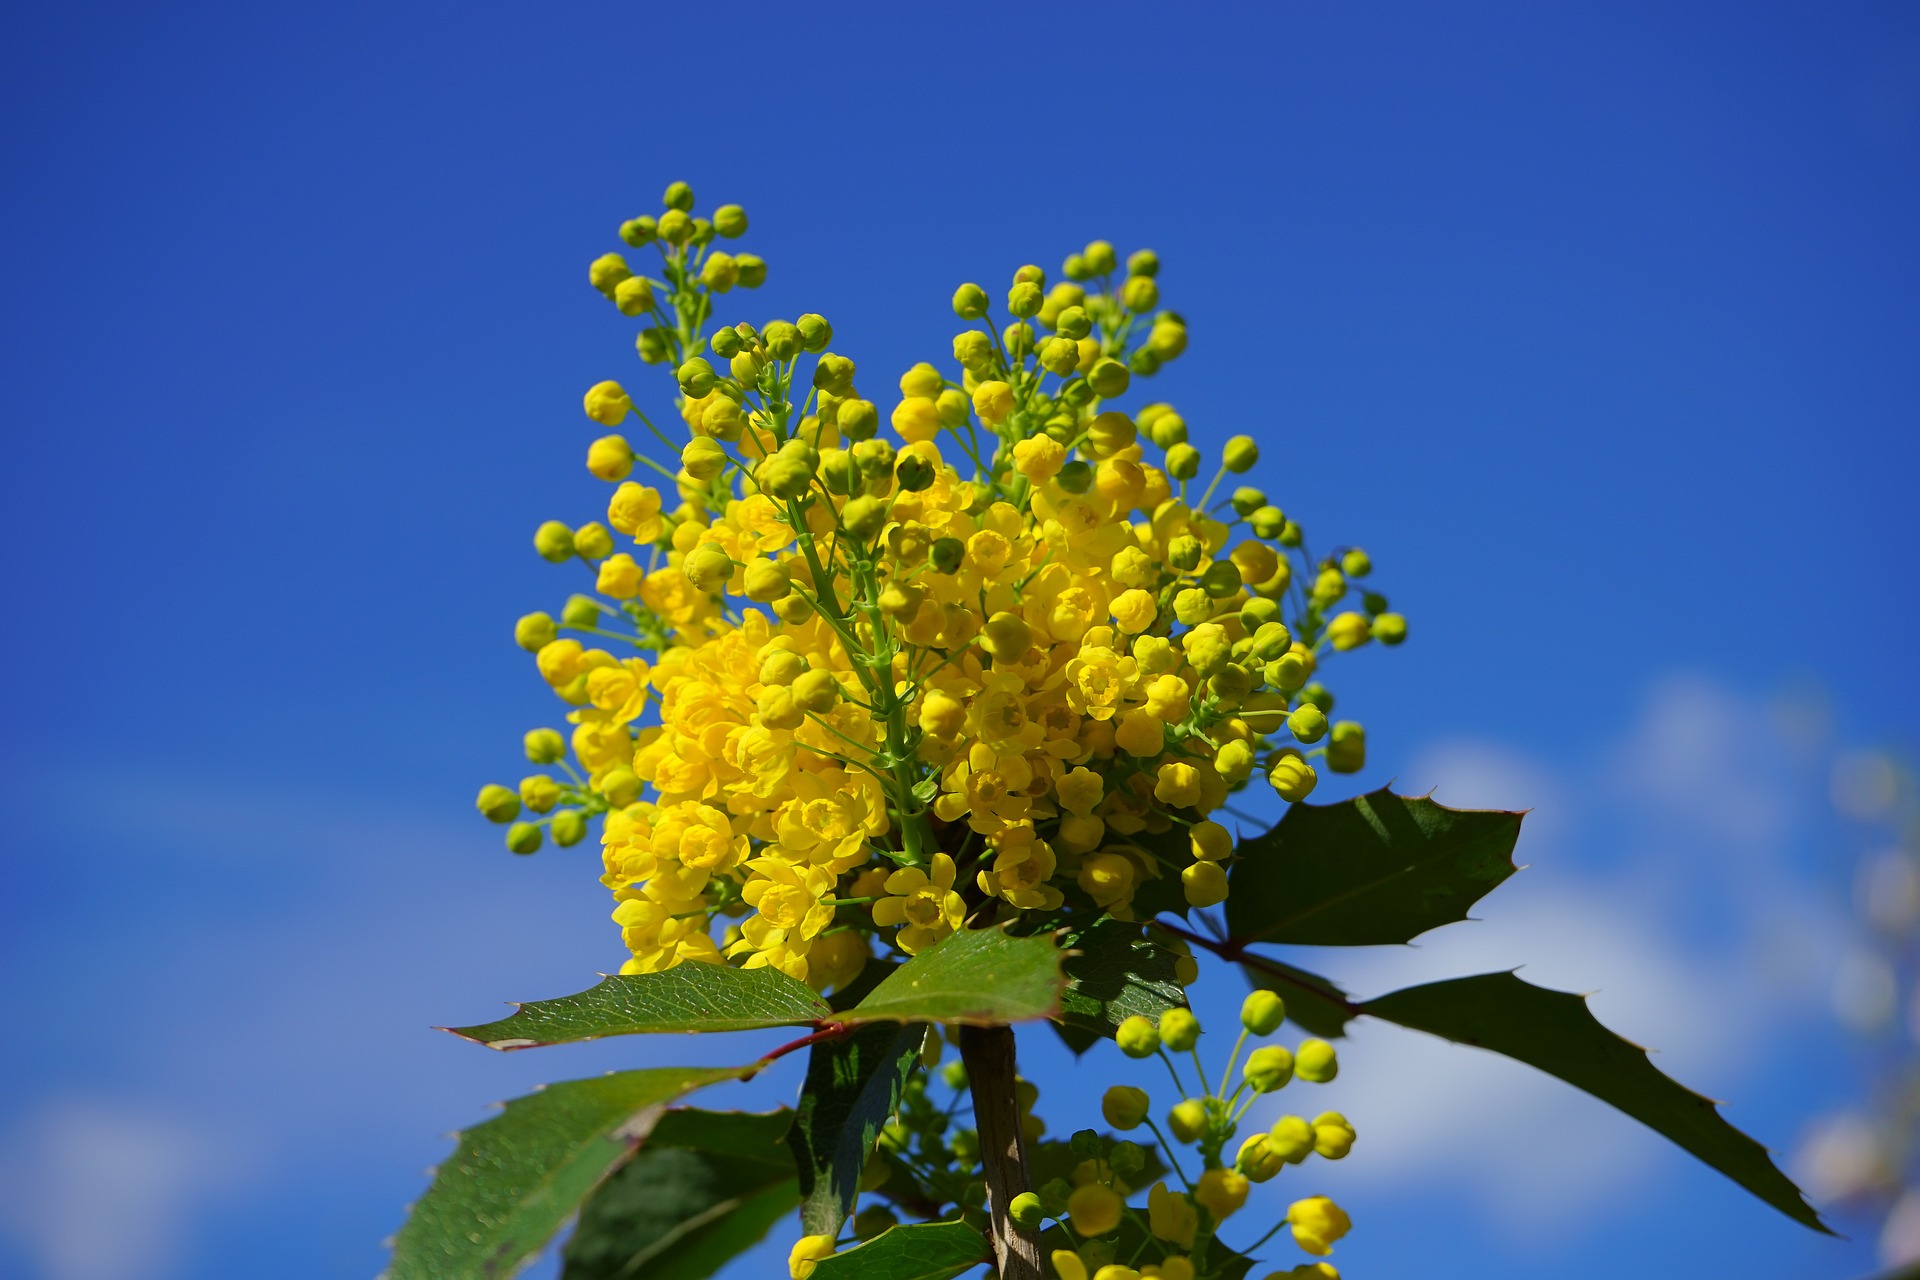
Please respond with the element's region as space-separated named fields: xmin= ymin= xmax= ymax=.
xmin=872 ymin=853 xmax=966 ymax=954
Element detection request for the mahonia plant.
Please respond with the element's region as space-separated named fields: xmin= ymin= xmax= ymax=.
xmin=396 ymin=180 xmax=1824 ymax=1280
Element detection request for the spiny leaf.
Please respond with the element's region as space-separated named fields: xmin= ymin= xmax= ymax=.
xmin=560 ymin=1108 xmax=796 ymax=1280
xmin=1362 ymin=971 xmax=1827 ymax=1233
xmin=1052 ymin=917 xmax=1188 ymax=1053
xmin=444 ymin=963 xmax=831 ymax=1049
xmin=843 ymin=924 xmax=1066 ymax=1027
xmin=806 ymin=1220 xmax=993 ymax=1280
xmin=387 ymin=1066 xmax=747 ymax=1280
xmin=786 ymin=1022 xmax=925 ymax=1236
xmin=1225 ymin=787 xmax=1523 ymax=946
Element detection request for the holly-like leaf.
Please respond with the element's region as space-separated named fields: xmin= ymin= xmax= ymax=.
xmin=1237 ymin=950 xmax=1359 ymax=1039
xmin=1225 ymin=788 xmax=1523 ymax=946
xmin=443 ymin=964 xmax=832 ymax=1049
xmin=786 ymin=1022 xmax=925 ymax=1236
xmin=559 ymin=1108 xmax=796 ymax=1280
xmin=806 ymin=1220 xmax=992 ymax=1280
xmin=1363 ymin=971 xmax=1827 ymax=1232
xmin=844 ymin=924 xmax=1066 ymax=1027
xmin=1052 ymin=918 xmax=1188 ymax=1053
xmin=388 ymin=1066 xmax=747 ymax=1279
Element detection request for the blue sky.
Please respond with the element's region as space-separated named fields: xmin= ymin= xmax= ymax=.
xmin=2 ymin=2 xmax=1916 ymax=1277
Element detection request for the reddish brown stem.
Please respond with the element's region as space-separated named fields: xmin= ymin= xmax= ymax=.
xmin=752 ymin=1022 xmax=849 ymax=1073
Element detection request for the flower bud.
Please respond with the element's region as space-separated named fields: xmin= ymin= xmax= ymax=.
xmin=1158 ymin=1007 xmax=1200 ymax=1052
xmin=832 ymin=397 xmax=878 ymax=441
xmin=515 ymin=612 xmax=558 ymax=651
xmin=660 ymin=180 xmax=694 ymax=211
xmin=1214 ymin=739 xmax=1254 ymax=783
xmin=840 ymin=495 xmax=886 ymax=539
xmin=1327 ymin=611 xmax=1372 ymax=651
xmin=550 ymin=809 xmax=587 ymax=846
xmin=929 ymin=537 xmax=965 ymax=574
xmin=744 ymin=558 xmax=792 ymax=603
xmin=1115 ymin=1014 xmax=1160 ymax=1058
xmin=791 ymin=668 xmax=838 ymax=715
xmin=676 ymin=358 xmax=716 ymax=398
xmin=1326 ymin=721 xmax=1365 ymax=774
xmin=712 ymin=203 xmax=747 ymax=237
xmin=1313 ymin=1111 xmax=1356 ymax=1159
xmin=1236 ymin=1134 xmax=1284 ymax=1182
xmin=683 ymin=543 xmax=734 ymax=592
xmin=952 ymin=282 xmax=989 ymax=319
xmin=476 ymin=784 xmax=520 ymax=823
xmin=1195 ymin=1168 xmax=1248 ymax=1220
xmin=1244 ymin=1044 xmax=1295 ymax=1093
xmin=1295 ymin=1039 xmax=1338 ymax=1083
xmin=1055 ymin=460 xmax=1093 ymax=494
xmin=1167 ymin=1099 xmax=1208 ymax=1144
xmin=572 ymin=522 xmax=614 ymax=560
xmin=784 ymin=312 xmax=827 ymax=352
xmin=1167 ymin=535 xmax=1203 ymax=572
xmin=599 ymin=768 xmax=642 ymax=807
xmin=1200 ymin=560 xmax=1242 ymax=599
xmin=1007 ymin=280 xmax=1043 ymax=318
xmin=612 ymin=276 xmax=655 ymax=317
xmin=1372 ymin=612 xmax=1408 ymax=645
xmin=1218 ymin=435 xmax=1258 ymax=473
xmin=813 ymin=353 xmax=856 ymax=394
xmin=1082 ymin=240 xmax=1117 ymax=274
xmin=1269 ymin=750 xmax=1318 ymax=802
xmin=1249 ymin=506 xmax=1286 ymax=540
xmin=520 ymin=774 xmax=560 ymax=814
xmin=1127 ymin=248 xmax=1159 ymax=277
xmin=1055 ymin=305 xmax=1092 ymax=340
xmin=1287 ymin=704 xmax=1328 ymax=744
xmin=981 ymin=611 xmax=1033 ymax=662
xmin=1149 ymin=320 xmax=1188 ymax=360
xmin=679 ymin=436 xmax=727 ymax=482
xmin=1038 ymin=335 xmax=1080 ymax=376
xmin=762 ymin=320 xmax=803 ymax=361
xmin=619 ymin=216 xmax=656 ymax=247
xmin=1182 ymin=860 xmax=1227 ymax=908
xmin=656 ymin=208 xmax=692 ymax=244
xmin=894 ymin=453 xmax=935 ymax=492
xmin=588 ymin=252 xmax=632 ymax=297
xmin=1109 ymin=1140 xmax=1146 ymax=1177
xmin=505 ymin=822 xmax=542 ymax=855
xmin=734 ymin=254 xmax=767 ymax=287
xmin=1268 ymin=1115 xmax=1316 ymax=1163
xmin=1068 ymin=1183 xmax=1123 ymax=1237
xmin=1121 ymin=275 xmax=1159 ymax=312
xmin=1102 ymin=1086 xmax=1150 ymax=1130
xmin=583 ymin=380 xmax=632 ymax=426
xmin=1008 ymin=1191 xmax=1045 ymax=1230
xmin=1341 ymin=547 xmax=1372 ymax=577
xmin=789 ymin=1233 xmax=835 ymax=1280
xmin=533 ymin=521 xmax=576 ymax=562
xmin=759 ymin=650 xmax=808 ymax=686
xmin=523 ymin=727 xmax=566 ymax=763
xmin=1088 ymin=358 xmax=1130 ymax=399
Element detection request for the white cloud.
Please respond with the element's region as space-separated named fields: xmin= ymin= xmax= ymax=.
xmin=0 ymin=1100 xmax=247 ymax=1280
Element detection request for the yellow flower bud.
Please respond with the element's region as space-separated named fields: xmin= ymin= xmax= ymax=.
xmin=475 ymin=784 xmax=520 ymax=823
xmin=533 ymin=520 xmax=576 ymax=562
xmin=1013 ymin=434 xmax=1067 ymax=483
xmin=588 ymin=252 xmax=631 ymax=296
xmin=1181 ymin=859 xmax=1227 ymax=908
xmin=505 ymin=822 xmax=541 ymax=854
xmin=519 ymin=774 xmax=560 ymax=814
xmin=1244 ymin=1045 xmax=1294 ymax=1093
xmin=1326 ymin=611 xmax=1372 ymax=651
xmin=572 ymin=522 xmax=614 ymax=560
xmin=789 ymin=1233 xmax=836 ymax=1279
xmin=612 ymin=276 xmax=654 ymax=316
xmin=523 ymin=727 xmax=566 ymax=763
xmin=680 ymin=436 xmax=727 ymax=481
xmin=1287 ymin=704 xmax=1328 ymax=744
xmin=711 ymin=203 xmax=747 ymax=237
xmin=759 ymin=649 xmax=808 ymax=686
xmin=583 ymin=380 xmax=632 ymax=427
xmin=791 ymin=668 xmax=839 ymax=715
xmin=1236 ymin=1134 xmax=1284 ymax=1182
xmin=1222 ymin=435 xmax=1259 ymax=472
xmin=515 ymin=612 xmax=557 ymax=651
xmin=1268 ymin=1115 xmax=1315 ymax=1163
xmin=1120 ymin=275 xmax=1159 ymax=313
xmin=1341 ymin=547 xmax=1371 ymax=577
xmin=1102 ymin=1085 xmax=1150 ymax=1130
xmin=1312 ymin=1111 xmax=1356 ymax=1159
xmin=981 ymin=611 xmax=1033 ymax=661
xmin=1296 ymin=1039 xmax=1338 ymax=1083
xmin=598 ymin=768 xmax=642 ymax=807
xmin=1067 ymin=1183 xmax=1123 ymax=1236
xmin=1085 ymin=411 xmax=1136 ymax=457
xmin=1194 ymin=1168 xmax=1248 ymax=1220
xmin=919 ymin=690 xmax=966 ymax=737
xmin=1166 ymin=1099 xmax=1207 ymax=1144
xmin=1159 ymin=1007 xmax=1199 ymax=1052
xmin=550 ymin=809 xmax=587 ymax=846
xmin=1088 ymin=358 xmax=1130 ymax=399
xmin=742 ymin=558 xmax=792 ymax=603
xmin=1268 ymin=749 xmax=1317 ymax=802
xmin=1286 ymin=1196 xmax=1351 ymax=1256
xmin=1326 ymin=721 xmax=1365 ymax=774
xmin=972 ymin=380 xmax=1015 ymax=424
xmin=1241 ymin=989 xmax=1286 ymax=1035
xmin=596 ymin=553 xmax=643 ymax=599
xmin=1148 ymin=1182 xmax=1197 ymax=1247
xmin=1372 ymin=612 xmax=1408 ymax=645
xmin=1111 ymin=588 xmax=1158 ymax=635
xmin=1115 ymin=1015 xmax=1160 ymax=1058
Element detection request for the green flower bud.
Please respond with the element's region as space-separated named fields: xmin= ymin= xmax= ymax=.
xmin=1146 ymin=411 xmax=1187 ymax=448
xmin=851 ymin=438 xmax=895 ymax=475
xmin=895 ymin=453 xmax=936 ymax=492
xmin=1362 ymin=591 xmax=1390 ymax=615
xmin=841 ymin=494 xmax=887 ymax=539
xmin=1265 ymin=652 xmax=1311 ymax=693
xmin=1088 ymin=358 xmax=1130 ymax=399
xmin=550 ymin=809 xmax=587 ymax=846
xmin=619 ymin=216 xmax=657 ymax=247
xmin=712 ymin=203 xmax=747 ymax=238
xmin=795 ymin=313 xmax=831 ymax=352
xmin=953 ymin=329 xmax=995 ymax=371
xmin=1110 ymin=1140 xmax=1146 ymax=1177
xmin=952 ymin=282 xmax=989 ymax=319
xmin=1007 ymin=280 xmax=1043 ymax=318
xmin=524 ymin=727 xmax=566 ymax=763
xmin=1173 ymin=588 xmax=1214 ymax=626
xmin=1240 ymin=597 xmax=1280 ymax=629
xmin=1102 ymin=1086 xmax=1150 ymax=1130
xmin=1327 ymin=721 xmax=1366 ymax=774
xmin=1007 ymin=1192 xmax=1045 ymax=1230
xmin=734 ymin=254 xmax=767 ymax=288
xmin=1038 ymin=335 xmax=1080 ymax=376
xmin=600 ymin=767 xmax=643 ymax=807
xmin=683 ymin=543 xmax=735 ymax=592
xmin=476 ymin=784 xmax=521 ymax=823
xmin=709 ymin=326 xmax=744 ymax=359
xmin=700 ymin=395 xmax=745 ymax=441
xmin=743 ymin=558 xmax=792 ymax=603
xmin=1299 ymin=682 xmax=1334 ymax=712
xmin=1296 ymin=1039 xmax=1339 ymax=1083
xmin=662 ymin=180 xmax=694 ymax=211
xmin=1069 ymin=1128 xmax=1104 ymax=1158
xmin=1002 ymin=321 xmax=1033 ymax=359
xmin=612 ymin=275 xmax=654 ymax=317
xmin=1200 ymin=560 xmax=1242 ymax=599
xmin=1229 ymin=486 xmax=1267 ymax=517
xmin=506 ymin=821 xmax=542 ymax=855
xmin=572 ymin=522 xmax=613 ymax=560
xmin=1251 ymin=620 xmax=1293 ymax=660
xmin=1208 ymin=664 xmax=1255 ymax=708
xmin=1167 ymin=1099 xmax=1208 ymax=1144
xmin=1287 ymin=704 xmax=1329 ymax=744
xmin=682 ymin=436 xmax=728 ymax=481
xmin=1223 ymin=435 xmax=1259 ymax=472
xmin=699 ymin=253 xmax=738 ymax=293
xmin=1127 ymin=248 xmax=1159 ymax=278
xmin=1055 ymin=460 xmax=1093 ymax=494
xmin=1121 ymin=275 xmax=1159 ymax=312
xmin=1149 ymin=320 xmax=1188 ymax=360
xmin=1159 ymin=1007 xmax=1200 ymax=1052
xmin=1249 ymin=505 xmax=1286 ymax=539
xmin=1242 ymin=989 xmax=1287 ymax=1036
xmin=1013 ymin=263 xmax=1046 ymax=285
xmin=533 ymin=521 xmax=575 ymax=562
xmin=1164 ymin=442 xmax=1201 ymax=480
xmin=763 ymin=320 xmax=803 ymax=361
xmin=656 ymin=208 xmax=692 ymax=244
xmin=1115 ymin=1014 xmax=1160 ymax=1058
xmin=1373 ymin=612 xmax=1408 ymax=645
xmin=929 ymin=536 xmax=965 ymax=574
xmin=1244 ymin=1045 xmax=1295 ymax=1093
xmin=1342 ymin=547 xmax=1372 ymax=577
xmin=1062 ymin=252 xmax=1091 ymax=281
xmin=520 ymin=774 xmax=560 ymax=814
xmin=515 ymin=612 xmax=557 ymax=651
xmin=1215 ymin=739 xmax=1255 ymax=783
xmin=833 ymin=397 xmax=879 ymax=441
xmin=1129 ymin=346 xmax=1162 ymax=376
xmin=1054 ymin=305 xmax=1092 ymax=340
xmin=588 ymin=252 xmax=632 ymax=298
xmin=676 ymin=357 xmax=716 ymax=398
xmin=1278 ymin=519 xmax=1304 ymax=548
xmin=813 ymin=353 xmax=856 ymax=394
xmin=1080 ymin=240 xmax=1115 ymax=275
xmin=635 ymin=327 xmax=671 ymax=364
xmin=818 ymin=448 xmax=857 ymax=496
xmin=1166 ymin=535 xmax=1204 ymax=572
xmin=561 ymin=595 xmax=601 ymax=628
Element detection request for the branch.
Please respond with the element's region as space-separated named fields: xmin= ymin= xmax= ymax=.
xmin=958 ymin=1024 xmax=1044 ymax=1280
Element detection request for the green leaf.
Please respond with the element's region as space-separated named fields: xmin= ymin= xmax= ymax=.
xmin=560 ymin=1108 xmax=796 ymax=1280
xmin=444 ymin=964 xmax=832 ymax=1049
xmin=844 ymin=924 xmax=1066 ymax=1027
xmin=1237 ymin=950 xmax=1359 ymax=1039
xmin=1052 ymin=918 xmax=1188 ymax=1053
xmin=1363 ymin=971 xmax=1828 ymax=1233
xmin=388 ymin=1066 xmax=747 ymax=1280
xmin=1225 ymin=788 xmax=1523 ymax=946
xmin=786 ymin=1022 xmax=925 ymax=1236
xmin=806 ymin=1221 xmax=991 ymax=1280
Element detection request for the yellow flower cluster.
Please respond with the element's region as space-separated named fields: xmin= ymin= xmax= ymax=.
xmin=475 ymin=182 xmax=1407 ymax=988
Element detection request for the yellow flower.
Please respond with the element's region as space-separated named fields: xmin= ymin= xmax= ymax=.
xmin=871 ymin=853 xmax=966 ymax=953
xmin=1111 ymin=588 xmax=1158 ymax=634
xmin=583 ymin=380 xmax=631 ymax=425
xmin=1066 ymin=1182 xmax=1122 ymax=1236
xmin=1115 ymin=708 xmax=1165 ymax=757
xmin=788 ymin=1233 xmax=836 ymax=1279
xmin=1195 ymin=1167 xmax=1249 ymax=1219
xmin=597 ymin=553 xmax=644 ymax=599
xmin=1013 ymin=434 xmax=1067 ymax=482
xmin=1058 ymin=766 xmax=1104 ymax=816
xmin=979 ymin=825 xmax=1064 ymax=910
xmin=607 ymin=481 xmax=664 ymax=541
xmin=1286 ymin=1196 xmax=1352 ymax=1256
xmin=1147 ymin=1181 xmax=1197 ymax=1247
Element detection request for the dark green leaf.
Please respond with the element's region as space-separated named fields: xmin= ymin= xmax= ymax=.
xmin=1052 ymin=918 xmax=1188 ymax=1053
xmin=1363 ymin=971 xmax=1828 ymax=1233
xmin=560 ymin=1108 xmax=796 ymax=1280
xmin=444 ymin=965 xmax=832 ymax=1049
xmin=1225 ymin=788 xmax=1522 ymax=946
xmin=845 ymin=925 xmax=1066 ymax=1026
xmin=786 ymin=1023 xmax=925 ymax=1236
xmin=806 ymin=1220 xmax=991 ymax=1280
xmin=1237 ymin=951 xmax=1359 ymax=1039
xmin=388 ymin=1066 xmax=747 ymax=1280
